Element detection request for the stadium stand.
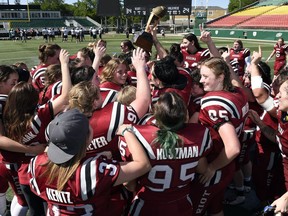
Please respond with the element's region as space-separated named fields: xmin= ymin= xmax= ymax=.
xmin=72 ymin=18 xmax=94 ymax=28
xmin=238 ymin=5 xmax=288 ymax=29
xmin=10 ymin=19 xmax=66 ymax=29
xmin=207 ymin=6 xmax=277 ymax=28
xmin=207 ymin=0 xmax=288 ymax=30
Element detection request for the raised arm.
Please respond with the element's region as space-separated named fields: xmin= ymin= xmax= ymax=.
xmin=199 ymin=25 xmax=220 ymax=58
xmin=92 ymin=42 xmax=106 ymax=74
xmin=114 ymin=124 xmax=151 ymax=186
xmin=251 ymin=46 xmax=277 ymax=118
xmin=52 ymin=49 xmax=72 ymax=115
xmin=222 ymin=50 xmax=255 ymax=102
xmin=151 ymin=24 xmax=168 ymax=59
xmin=130 ymin=48 xmax=151 ymax=118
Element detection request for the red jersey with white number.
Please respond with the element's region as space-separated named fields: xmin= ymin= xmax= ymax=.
xmin=199 ymin=87 xmax=249 ymax=161
xmin=119 ymin=124 xmax=212 ymax=202
xmin=39 ymin=81 xmax=62 ymax=105
xmin=182 ymin=48 xmax=210 ymax=71
xmin=88 ymin=102 xmax=139 ymax=158
xmin=274 ymin=43 xmax=288 ymax=62
xmin=99 ymin=82 xmax=121 ymax=108
xmin=30 ymin=64 xmax=48 ymax=92
xmin=29 ymin=153 xmax=120 ymax=216
xmin=230 ymin=48 xmax=250 ymax=77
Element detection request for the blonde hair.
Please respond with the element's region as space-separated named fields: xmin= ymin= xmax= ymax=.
xmin=69 ymin=81 xmax=99 ymax=117
xmin=100 ymin=58 xmax=128 ymax=83
xmin=43 ymin=133 xmax=88 ymax=191
xmin=116 ymin=85 xmax=136 ymax=105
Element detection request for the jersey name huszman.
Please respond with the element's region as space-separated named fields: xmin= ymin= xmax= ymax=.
xmin=157 ymin=146 xmax=199 ymax=160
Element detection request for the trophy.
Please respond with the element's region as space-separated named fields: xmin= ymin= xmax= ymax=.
xmin=133 ymin=6 xmax=167 ymax=53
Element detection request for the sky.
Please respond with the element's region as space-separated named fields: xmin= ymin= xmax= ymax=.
xmin=19 ymin=0 xmax=230 ymax=8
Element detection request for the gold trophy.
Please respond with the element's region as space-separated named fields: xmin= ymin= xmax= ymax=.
xmin=133 ymin=6 xmax=167 ymax=52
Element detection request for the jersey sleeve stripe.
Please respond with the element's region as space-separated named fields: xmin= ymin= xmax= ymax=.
xmin=107 ymin=102 xmax=125 ymax=142
xmin=33 ymin=68 xmax=46 ymax=80
xmin=129 ymin=196 xmax=144 ymax=216
xmin=201 ymin=49 xmax=210 ymax=57
xmin=80 ymin=157 xmax=94 ymax=200
xmin=133 ymin=127 xmax=156 ymax=159
xmin=201 ymin=96 xmax=240 ymax=119
xmin=31 ymin=114 xmax=41 ymax=134
xmin=200 ymin=128 xmax=212 ymax=156
xmin=101 ymin=91 xmax=117 ymax=108
xmin=52 ymin=81 xmax=62 ymax=98
xmin=137 ymin=113 xmax=153 ymax=125
xmin=29 ymin=156 xmax=41 ymax=195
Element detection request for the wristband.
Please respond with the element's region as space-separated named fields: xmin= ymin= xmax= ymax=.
xmin=121 ymin=126 xmax=134 ymax=136
xmin=251 ymin=76 xmax=264 ymax=89
xmin=260 ymin=96 xmax=275 ymax=111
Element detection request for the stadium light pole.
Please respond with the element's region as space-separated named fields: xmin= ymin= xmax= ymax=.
xmin=27 ymin=0 xmax=30 ymax=22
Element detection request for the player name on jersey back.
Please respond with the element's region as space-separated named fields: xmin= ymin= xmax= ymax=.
xmin=157 ymin=146 xmax=199 ymax=160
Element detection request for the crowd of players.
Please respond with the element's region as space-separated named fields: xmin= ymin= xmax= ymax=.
xmin=8 ymin=26 xmax=105 ymax=43
xmin=0 ymin=25 xmax=288 ymax=216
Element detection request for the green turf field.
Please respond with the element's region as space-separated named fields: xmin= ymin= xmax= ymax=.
xmin=0 ymin=33 xmax=276 ymax=71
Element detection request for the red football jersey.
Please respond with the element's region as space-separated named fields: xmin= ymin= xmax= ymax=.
xmin=30 ymin=64 xmax=48 ymax=92
xmin=199 ymin=87 xmax=249 ymax=161
xmin=119 ymin=124 xmax=212 ymax=211
xmin=88 ymin=102 xmax=139 ymax=158
xmin=29 ymin=153 xmax=120 ymax=215
xmin=230 ymin=48 xmax=250 ymax=77
xmin=274 ymin=43 xmax=288 ymax=62
xmin=99 ymin=82 xmax=121 ymax=108
xmin=2 ymin=102 xmax=54 ymax=185
xmin=182 ymin=48 xmax=210 ymax=71
xmin=253 ymin=110 xmax=285 ymax=201
xmin=39 ymin=81 xmax=62 ymax=105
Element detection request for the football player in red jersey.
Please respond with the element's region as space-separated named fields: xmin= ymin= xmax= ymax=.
xmin=266 ymin=37 xmax=288 ymax=78
xmin=264 ymin=79 xmax=288 ymax=215
xmin=192 ymin=57 xmax=249 ymax=216
xmin=29 ymin=108 xmax=151 ymax=216
xmin=250 ymin=47 xmax=288 ymax=215
xmin=2 ymin=49 xmax=72 ymax=216
xmin=99 ymin=58 xmax=129 ymax=108
xmin=150 ymin=55 xmax=192 ymax=106
xmin=87 ymin=48 xmax=151 ymax=215
xmin=229 ymin=39 xmax=251 ymax=79
xmin=118 ymin=92 xmax=212 ymax=216
xmin=246 ymin=49 xmax=286 ymax=206
xmin=0 ymin=65 xmax=49 ymax=215
xmin=30 ymin=44 xmax=61 ymax=92
xmin=180 ymin=25 xmax=220 ymax=71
